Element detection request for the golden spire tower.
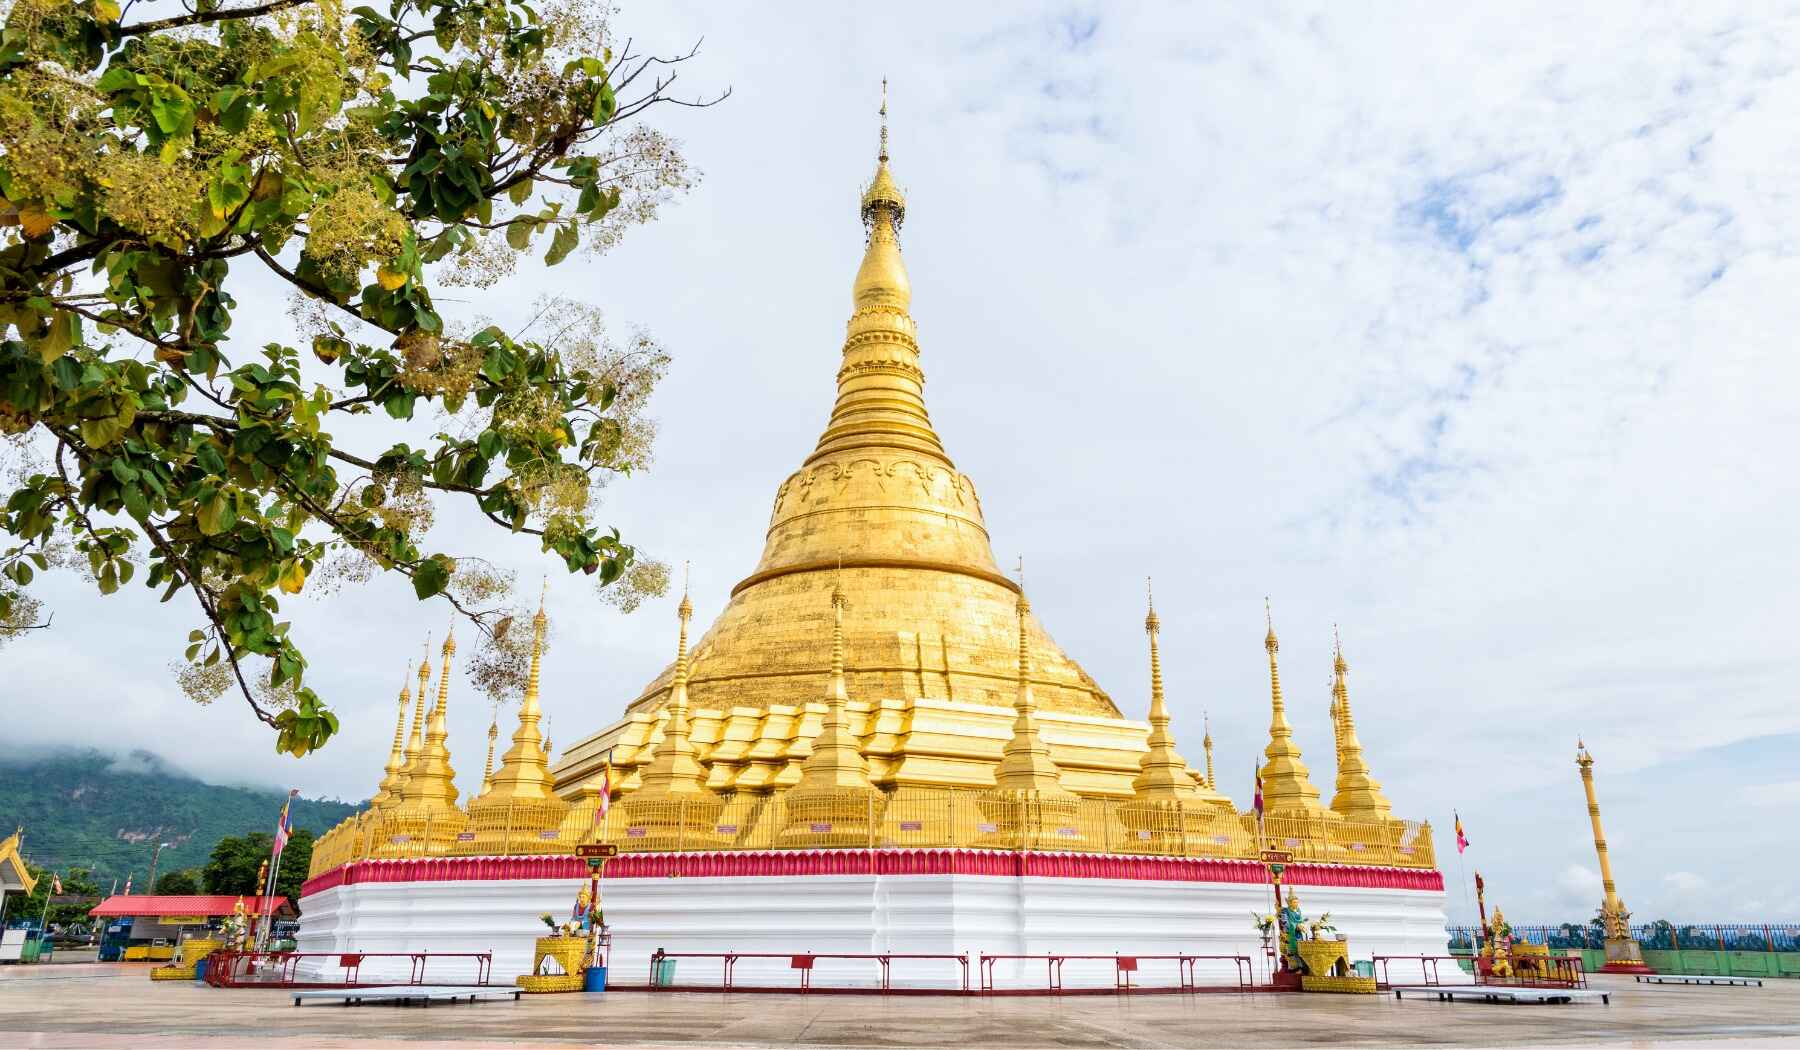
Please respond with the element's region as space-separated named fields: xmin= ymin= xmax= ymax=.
xmin=990 ymin=586 xmax=1078 ymax=799
xmin=369 ymin=672 xmax=412 ymax=811
xmin=1130 ymin=580 xmax=1200 ymax=802
xmin=1202 ymin=713 xmax=1216 ymax=790
xmin=631 ymin=578 xmax=714 ymax=800
xmin=478 ymin=587 xmax=563 ymax=803
xmin=481 ymin=710 xmax=499 ymax=795
xmin=1577 ymin=741 xmax=1650 ymax=972
xmin=392 ymin=639 xmax=432 ymax=802
xmin=463 ymin=588 xmax=569 ymax=851
xmin=793 ymin=575 xmax=877 ymax=793
xmin=404 ymin=627 xmax=462 ymax=812
xmin=1256 ymin=601 xmax=1326 ymax=817
xmin=1326 ymin=630 xmax=1391 ymax=821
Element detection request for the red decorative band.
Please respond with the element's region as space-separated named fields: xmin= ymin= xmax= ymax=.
xmin=302 ymin=850 xmax=1442 ymax=900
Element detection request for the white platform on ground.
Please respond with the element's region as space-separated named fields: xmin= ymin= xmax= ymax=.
xmin=297 ymin=851 xmax=1461 ymax=991
xmin=291 ymin=986 xmax=523 ymax=1007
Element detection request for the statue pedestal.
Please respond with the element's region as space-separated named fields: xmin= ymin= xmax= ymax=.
xmin=516 ymin=935 xmax=588 ymax=993
xmin=1599 ymin=936 xmax=1653 ymax=974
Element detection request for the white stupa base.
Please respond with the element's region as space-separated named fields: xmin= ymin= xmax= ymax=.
xmin=296 ymin=850 xmax=1461 ymax=990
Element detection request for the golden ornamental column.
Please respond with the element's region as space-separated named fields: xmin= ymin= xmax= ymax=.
xmin=463 ymin=590 xmax=570 ymax=853
xmin=621 ymin=581 xmax=724 ymax=847
xmin=369 ymin=672 xmax=412 ymax=812
xmin=979 ymin=583 xmax=1081 ymax=848
xmin=1120 ymin=582 xmax=1234 ymax=851
xmin=1577 ymin=741 xmax=1651 ymax=973
xmin=1256 ymin=601 xmax=1327 ymax=820
xmin=1326 ymin=630 xmax=1392 ymax=822
xmin=399 ymin=628 xmax=468 ymax=847
xmin=783 ymin=577 xmax=883 ymax=845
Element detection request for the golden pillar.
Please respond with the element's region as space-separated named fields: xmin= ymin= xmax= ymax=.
xmin=1576 ymin=741 xmax=1650 ymax=973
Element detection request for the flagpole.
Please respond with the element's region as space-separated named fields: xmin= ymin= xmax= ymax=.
xmin=1452 ymin=810 xmax=1475 ymax=948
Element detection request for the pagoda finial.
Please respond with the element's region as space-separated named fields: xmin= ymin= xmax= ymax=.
xmin=878 ymin=75 xmax=889 ymax=163
xmin=792 ymin=574 xmax=874 ymax=794
xmin=371 ymin=667 xmax=412 ymax=810
xmin=1202 ymin=711 xmax=1216 ymax=790
xmin=404 ymin=620 xmax=461 ymax=812
xmin=1256 ymin=600 xmax=1326 ymax=817
xmin=481 ymin=705 xmax=499 ymax=794
xmin=991 ymin=572 xmax=1075 ymax=798
xmin=1131 ymin=576 xmax=1200 ymax=802
xmin=398 ymin=638 xmax=432 ymax=793
xmin=1327 ymin=629 xmax=1391 ymax=820
xmin=633 ymin=575 xmax=713 ymax=799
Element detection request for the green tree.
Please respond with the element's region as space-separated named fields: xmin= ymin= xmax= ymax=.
xmin=152 ymin=866 xmax=200 ymax=895
xmin=17 ymin=863 xmax=101 ymax=927
xmin=199 ymin=827 xmax=312 ymax=902
xmin=0 ymin=0 xmax=710 ymax=752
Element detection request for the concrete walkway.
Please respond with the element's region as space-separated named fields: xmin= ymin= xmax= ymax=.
xmin=2 ymin=963 xmax=1797 ymax=1048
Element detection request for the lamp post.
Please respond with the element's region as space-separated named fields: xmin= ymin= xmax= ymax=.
xmin=146 ymin=842 xmax=173 ymax=894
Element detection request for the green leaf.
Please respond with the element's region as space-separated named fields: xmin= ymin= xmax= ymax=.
xmin=505 ymin=218 xmax=534 ymax=250
xmin=545 ymin=222 xmax=579 ymax=266
xmin=411 ymin=555 xmax=451 ymax=599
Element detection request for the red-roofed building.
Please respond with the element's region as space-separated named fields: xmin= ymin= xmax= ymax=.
xmin=88 ymin=895 xmax=294 ymax=961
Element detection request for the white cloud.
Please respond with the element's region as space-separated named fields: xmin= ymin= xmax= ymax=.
xmin=3 ymin=2 xmax=1798 ymax=918
xmin=1664 ymin=871 xmax=1708 ymax=895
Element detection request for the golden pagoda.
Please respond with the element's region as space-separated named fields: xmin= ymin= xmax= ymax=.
xmin=556 ymin=88 xmax=1190 ymax=802
xmin=304 ymin=91 xmax=1441 ymax=879
xmin=1256 ymin=602 xmax=1329 ymax=819
xmin=394 ymin=629 xmax=467 ymax=845
xmin=1327 ymin=631 xmax=1391 ymax=821
xmin=368 ymin=672 xmax=412 ymax=810
xmin=460 ymin=591 xmax=570 ymax=853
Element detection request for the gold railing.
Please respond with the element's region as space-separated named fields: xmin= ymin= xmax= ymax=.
xmin=308 ymin=791 xmax=1435 ymax=878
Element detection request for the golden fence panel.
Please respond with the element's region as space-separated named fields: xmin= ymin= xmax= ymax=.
xmin=307 ymin=789 xmax=1437 ymax=878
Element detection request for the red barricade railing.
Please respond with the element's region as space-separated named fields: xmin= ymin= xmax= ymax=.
xmin=203 ymin=950 xmax=493 ymax=989
xmin=977 ymin=953 xmax=1254 ymax=993
xmin=645 ymin=950 xmax=969 ymax=993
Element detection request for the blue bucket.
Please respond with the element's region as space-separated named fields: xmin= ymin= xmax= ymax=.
xmin=193 ymin=958 xmax=208 ymax=984
xmin=583 ymin=965 xmax=608 ymax=992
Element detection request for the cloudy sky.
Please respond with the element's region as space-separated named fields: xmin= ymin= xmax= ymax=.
xmin=6 ymin=3 xmax=1799 ymax=923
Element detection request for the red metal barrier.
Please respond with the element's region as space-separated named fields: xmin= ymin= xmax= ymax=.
xmin=645 ymin=950 xmax=970 ymax=993
xmin=977 ymin=953 xmax=1255 ymax=993
xmin=203 ymin=950 xmax=493 ymax=989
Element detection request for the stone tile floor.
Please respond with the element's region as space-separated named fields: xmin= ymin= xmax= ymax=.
xmin=2 ymin=963 xmax=1798 ymax=1048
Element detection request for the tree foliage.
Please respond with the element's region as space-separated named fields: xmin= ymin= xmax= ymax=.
xmin=0 ymin=0 xmax=712 ymax=753
xmin=152 ymin=866 xmax=201 ymax=895
xmin=16 ymin=862 xmax=101 ymax=927
xmin=201 ymin=826 xmax=312 ymax=901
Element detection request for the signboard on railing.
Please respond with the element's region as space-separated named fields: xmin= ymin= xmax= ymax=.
xmin=575 ymin=843 xmax=618 ymax=859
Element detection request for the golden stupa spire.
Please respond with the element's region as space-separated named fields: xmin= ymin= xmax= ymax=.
xmin=1256 ymin=600 xmax=1326 ymax=816
xmin=395 ymin=637 xmax=432 ymax=799
xmin=405 ymin=622 xmax=460 ymax=811
xmin=370 ymin=670 xmax=412 ymax=810
xmin=807 ymin=79 xmax=949 ymax=474
xmin=793 ymin=572 xmax=876 ymax=793
xmin=1202 ymin=712 xmax=1216 ymax=790
xmin=1131 ymin=578 xmax=1200 ymax=802
xmin=634 ymin=567 xmax=714 ymax=798
xmin=481 ymin=707 xmax=499 ymax=794
xmin=476 ymin=580 xmax=563 ymax=806
xmin=991 ymin=579 xmax=1077 ymax=798
xmin=1326 ymin=629 xmax=1391 ymax=820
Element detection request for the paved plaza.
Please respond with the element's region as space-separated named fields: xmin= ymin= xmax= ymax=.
xmin=2 ymin=963 xmax=1798 ymax=1048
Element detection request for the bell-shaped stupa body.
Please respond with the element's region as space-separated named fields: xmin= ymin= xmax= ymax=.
xmin=557 ymin=103 xmax=1209 ymax=802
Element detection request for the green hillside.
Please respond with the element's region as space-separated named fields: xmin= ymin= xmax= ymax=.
xmin=0 ymin=749 xmax=361 ymax=886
